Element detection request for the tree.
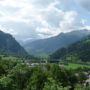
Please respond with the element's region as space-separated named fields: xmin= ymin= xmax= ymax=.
xmin=50 ymin=64 xmax=69 ymax=87
xmin=0 ymin=64 xmax=6 ymax=76
xmin=9 ymin=64 xmax=33 ymax=90
xmin=26 ymin=66 xmax=48 ymax=90
xmin=78 ymin=72 xmax=87 ymax=85
xmin=43 ymin=77 xmax=61 ymax=90
xmin=0 ymin=76 xmax=13 ymax=90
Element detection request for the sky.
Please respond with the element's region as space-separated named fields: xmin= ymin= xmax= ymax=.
xmin=0 ymin=0 xmax=90 ymax=41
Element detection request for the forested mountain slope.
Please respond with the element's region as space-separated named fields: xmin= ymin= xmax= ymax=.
xmin=50 ymin=36 xmax=90 ymax=62
xmin=0 ymin=31 xmax=28 ymax=57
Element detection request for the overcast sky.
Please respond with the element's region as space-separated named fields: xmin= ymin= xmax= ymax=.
xmin=0 ymin=0 xmax=90 ymax=41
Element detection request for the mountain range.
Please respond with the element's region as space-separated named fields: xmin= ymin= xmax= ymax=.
xmin=0 ymin=29 xmax=90 ymax=62
xmin=24 ymin=29 xmax=90 ymax=55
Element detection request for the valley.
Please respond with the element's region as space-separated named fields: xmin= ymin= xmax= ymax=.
xmin=0 ymin=30 xmax=90 ymax=89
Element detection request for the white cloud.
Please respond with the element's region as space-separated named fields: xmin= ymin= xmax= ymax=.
xmin=0 ymin=25 xmax=17 ymax=35
xmin=59 ymin=11 xmax=84 ymax=32
xmin=0 ymin=0 xmax=86 ymax=40
xmin=84 ymin=26 xmax=90 ymax=30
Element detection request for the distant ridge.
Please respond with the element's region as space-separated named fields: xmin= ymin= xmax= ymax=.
xmin=24 ymin=29 xmax=90 ymax=55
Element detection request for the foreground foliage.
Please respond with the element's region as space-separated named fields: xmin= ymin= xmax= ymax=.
xmin=0 ymin=59 xmax=90 ymax=90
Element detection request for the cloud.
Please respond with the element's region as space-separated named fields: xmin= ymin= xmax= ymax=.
xmin=59 ymin=11 xmax=84 ymax=32
xmin=0 ymin=0 xmax=85 ymax=40
xmin=36 ymin=10 xmax=84 ymax=38
xmin=41 ymin=7 xmax=64 ymax=28
xmin=83 ymin=26 xmax=90 ymax=30
xmin=0 ymin=25 xmax=17 ymax=35
xmin=77 ymin=0 xmax=90 ymax=12
xmin=29 ymin=0 xmax=57 ymax=8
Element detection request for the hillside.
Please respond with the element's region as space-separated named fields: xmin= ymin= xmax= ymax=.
xmin=24 ymin=29 xmax=90 ymax=55
xmin=0 ymin=31 xmax=28 ymax=57
xmin=50 ymin=36 xmax=90 ymax=62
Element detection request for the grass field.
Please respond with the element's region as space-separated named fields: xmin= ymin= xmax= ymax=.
xmin=64 ymin=63 xmax=90 ymax=69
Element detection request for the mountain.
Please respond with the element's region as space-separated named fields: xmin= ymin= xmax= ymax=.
xmin=0 ymin=31 xmax=28 ymax=57
xmin=24 ymin=29 xmax=90 ymax=55
xmin=18 ymin=39 xmax=38 ymax=46
xmin=50 ymin=36 xmax=90 ymax=62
